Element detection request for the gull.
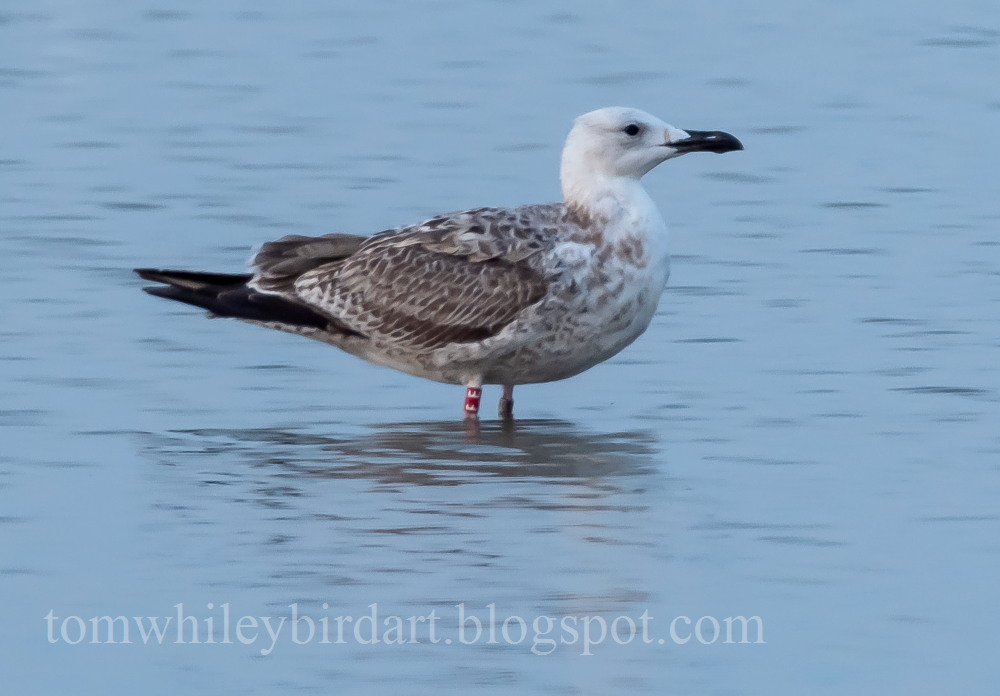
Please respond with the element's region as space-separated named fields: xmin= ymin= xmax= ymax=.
xmin=136 ymin=107 xmax=742 ymax=419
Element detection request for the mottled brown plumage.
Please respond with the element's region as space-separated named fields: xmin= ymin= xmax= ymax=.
xmin=135 ymin=107 xmax=743 ymax=418
xmin=256 ymin=206 xmax=557 ymax=351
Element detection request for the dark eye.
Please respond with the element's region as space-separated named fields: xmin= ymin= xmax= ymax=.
xmin=623 ymin=124 xmax=641 ymax=136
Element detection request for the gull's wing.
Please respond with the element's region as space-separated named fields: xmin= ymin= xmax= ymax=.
xmin=251 ymin=205 xmax=561 ymax=350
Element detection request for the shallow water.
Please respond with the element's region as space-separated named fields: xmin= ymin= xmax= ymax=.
xmin=2 ymin=1 xmax=999 ymax=694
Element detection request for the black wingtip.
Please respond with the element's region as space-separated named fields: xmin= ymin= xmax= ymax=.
xmin=135 ymin=268 xmax=162 ymax=282
xmin=142 ymin=285 xmax=182 ymax=299
xmin=140 ymin=284 xmax=220 ymax=314
xmin=136 ymin=267 xmax=335 ymax=332
xmin=134 ymin=268 xmax=252 ymax=289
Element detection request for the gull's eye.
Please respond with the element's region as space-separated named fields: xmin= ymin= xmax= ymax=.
xmin=623 ymin=124 xmax=641 ymax=136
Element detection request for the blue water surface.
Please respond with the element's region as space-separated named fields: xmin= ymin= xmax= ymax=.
xmin=2 ymin=1 xmax=999 ymax=694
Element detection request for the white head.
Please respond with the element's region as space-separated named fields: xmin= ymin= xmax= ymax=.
xmin=560 ymin=107 xmax=742 ymax=211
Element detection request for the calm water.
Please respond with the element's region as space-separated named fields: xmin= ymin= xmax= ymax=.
xmin=3 ymin=1 xmax=999 ymax=694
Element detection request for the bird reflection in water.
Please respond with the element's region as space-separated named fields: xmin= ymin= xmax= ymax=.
xmin=146 ymin=419 xmax=658 ymax=489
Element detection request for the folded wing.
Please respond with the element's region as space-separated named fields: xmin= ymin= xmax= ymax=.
xmin=250 ymin=205 xmax=558 ymax=350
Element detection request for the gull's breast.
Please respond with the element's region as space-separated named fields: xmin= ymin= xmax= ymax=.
xmin=482 ymin=230 xmax=671 ymax=384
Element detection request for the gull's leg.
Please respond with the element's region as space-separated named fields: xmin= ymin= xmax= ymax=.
xmin=464 ymin=381 xmax=483 ymax=419
xmin=498 ymin=384 xmax=514 ymax=420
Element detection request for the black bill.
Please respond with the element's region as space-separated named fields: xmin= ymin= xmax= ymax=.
xmin=671 ymin=129 xmax=744 ymax=154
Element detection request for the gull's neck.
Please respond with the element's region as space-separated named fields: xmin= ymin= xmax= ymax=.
xmin=561 ymin=166 xmax=665 ymax=243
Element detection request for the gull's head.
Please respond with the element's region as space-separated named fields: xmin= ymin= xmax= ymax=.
xmin=562 ymin=107 xmax=743 ymax=181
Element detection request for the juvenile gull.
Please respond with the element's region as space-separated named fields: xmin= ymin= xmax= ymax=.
xmin=136 ymin=107 xmax=742 ymax=419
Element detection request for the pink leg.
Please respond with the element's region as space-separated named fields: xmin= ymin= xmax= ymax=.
xmin=498 ymin=384 xmax=514 ymax=419
xmin=464 ymin=385 xmax=482 ymax=418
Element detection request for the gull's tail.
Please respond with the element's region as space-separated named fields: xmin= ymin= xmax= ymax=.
xmin=134 ymin=268 xmax=332 ymax=330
